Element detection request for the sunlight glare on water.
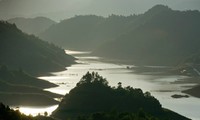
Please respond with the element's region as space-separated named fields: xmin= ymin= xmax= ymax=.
xmin=13 ymin=105 xmax=58 ymax=116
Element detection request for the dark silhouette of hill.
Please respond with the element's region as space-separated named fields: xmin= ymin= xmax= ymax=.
xmin=94 ymin=5 xmax=200 ymax=66
xmin=0 ymin=65 xmax=57 ymax=89
xmin=0 ymin=93 xmax=59 ymax=106
xmin=8 ymin=17 xmax=56 ymax=35
xmin=52 ymin=72 xmax=190 ymax=120
xmin=40 ymin=15 xmax=138 ymax=50
xmin=0 ymin=21 xmax=75 ymax=76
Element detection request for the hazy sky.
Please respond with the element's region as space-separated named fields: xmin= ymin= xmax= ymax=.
xmin=0 ymin=0 xmax=200 ymax=21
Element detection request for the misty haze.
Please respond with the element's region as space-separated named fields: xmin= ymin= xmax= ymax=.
xmin=0 ymin=0 xmax=200 ymax=120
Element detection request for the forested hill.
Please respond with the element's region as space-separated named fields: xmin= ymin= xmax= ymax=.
xmin=39 ymin=15 xmax=138 ymax=50
xmin=94 ymin=5 xmax=200 ymax=66
xmin=8 ymin=17 xmax=56 ymax=35
xmin=0 ymin=21 xmax=75 ymax=76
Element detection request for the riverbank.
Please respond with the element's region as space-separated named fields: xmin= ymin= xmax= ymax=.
xmin=182 ymin=85 xmax=200 ymax=98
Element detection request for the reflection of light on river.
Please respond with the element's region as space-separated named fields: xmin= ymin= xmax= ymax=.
xmin=13 ymin=105 xmax=58 ymax=116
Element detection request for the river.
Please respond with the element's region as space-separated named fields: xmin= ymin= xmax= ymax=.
xmin=18 ymin=50 xmax=200 ymax=120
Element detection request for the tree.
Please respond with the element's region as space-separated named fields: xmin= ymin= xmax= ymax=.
xmin=44 ymin=111 xmax=48 ymax=117
xmin=77 ymin=72 xmax=108 ymax=86
xmin=118 ymin=82 xmax=122 ymax=88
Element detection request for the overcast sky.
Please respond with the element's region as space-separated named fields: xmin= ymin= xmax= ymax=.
xmin=0 ymin=0 xmax=199 ymax=21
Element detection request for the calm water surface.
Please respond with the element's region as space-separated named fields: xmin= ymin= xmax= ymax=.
xmin=18 ymin=50 xmax=200 ymax=120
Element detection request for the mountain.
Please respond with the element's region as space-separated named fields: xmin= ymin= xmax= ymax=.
xmin=40 ymin=15 xmax=138 ymax=50
xmin=0 ymin=21 xmax=75 ymax=76
xmin=8 ymin=17 xmax=56 ymax=35
xmin=52 ymin=72 xmax=190 ymax=120
xmin=94 ymin=5 xmax=200 ymax=66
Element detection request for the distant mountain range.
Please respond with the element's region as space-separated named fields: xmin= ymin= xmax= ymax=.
xmin=0 ymin=21 xmax=75 ymax=76
xmin=8 ymin=17 xmax=56 ymax=35
xmin=94 ymin=5 xmax=200 ymax=66
xmin=39 ymin=15 xmax=138 ymax=50
xmin=40 ymin=5 xmax=200 ymax=66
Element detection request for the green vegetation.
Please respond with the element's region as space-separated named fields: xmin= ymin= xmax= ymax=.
xmin=8 ymin=17 xmax=56 ymax=35
xmin=52 ymin=72 xmax=190 ymax=120
xmin=76 ymin=110 xmax=159 ymax=120
xmin=0 ymin=21 xmax=75 ymax=76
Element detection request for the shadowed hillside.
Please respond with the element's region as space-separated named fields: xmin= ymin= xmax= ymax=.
xmin=0 ymin=21 xmax=75 ymax=76
xmin=0 ymin=65 xmax=62 ymax=106
xmin=94 ymin=5 xmax=200 ymax=66
xmin=0 ymin=65 xmax=57 ymax=89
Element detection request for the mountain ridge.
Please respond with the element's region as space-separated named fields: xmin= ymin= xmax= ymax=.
xmin=8 ymin=17 xmax=56 ymax=35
